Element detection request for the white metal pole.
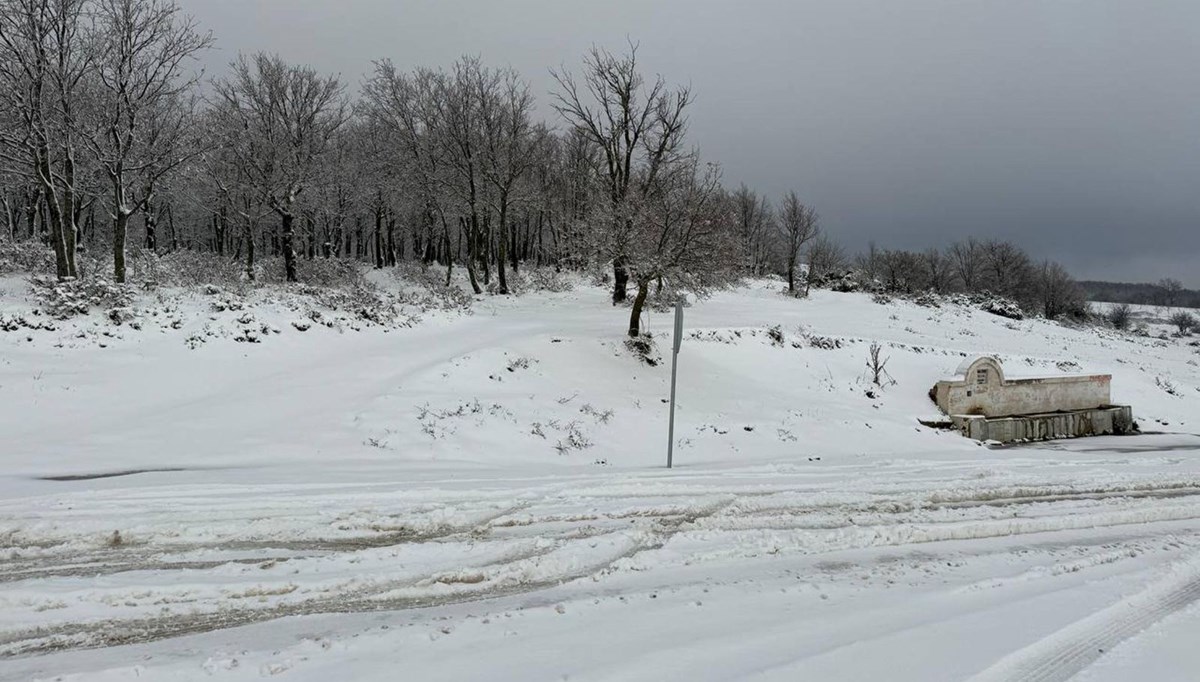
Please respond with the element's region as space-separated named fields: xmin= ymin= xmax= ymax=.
xmin=667 ymin=300 xmax=683 ymax=468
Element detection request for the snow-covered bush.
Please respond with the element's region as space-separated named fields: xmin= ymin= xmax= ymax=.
xmin=625 ymin=333 xmax=661 ymax=366
xmin=766 ymin=325 xmax=785 ymax=346
xmin=296 ymin=283 xmax=399 ymax=324
xmin=913 ymin=291 xmax=941 ymax=308
xmin=801 ymin=330 xmax=844 ymax=350
xmin=391 ymin=263 xmax=476 ymax=311
xmin=30 ymin=276 xmax=133 ymax=319
xmin=809 ymin=270 xmax=860 ymax=293
xmin=401 ymin=280 xmax=474 ymax=313
xmin=0 ymin=241 xmax=54 ymax=275
xmin=129 ymin=250 xmax=246 ymax=288
xmin=258 ymin=256 xmax=365 ymax=288
xmin=980 ymin=296 xmax=1024 ymax=320
xmin=519 ymin=267 xmax=575 ymax=293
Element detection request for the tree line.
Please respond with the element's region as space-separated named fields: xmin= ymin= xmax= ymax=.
xmin=0 ymin=0 xmax=1092 ymax=337
xmin=853 ymin=238 xmax=1088 ymax=319
xmin=1080 ymin=278 xmax=1199 ymax=310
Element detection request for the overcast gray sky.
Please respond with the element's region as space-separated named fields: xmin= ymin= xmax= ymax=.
xmin=181 ymin=0 xmax=1200 ymax=286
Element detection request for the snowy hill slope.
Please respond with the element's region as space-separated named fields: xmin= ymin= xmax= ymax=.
xmin=2 ymin=277 xmax=1196 ymax=480
xmin=3 ymin=275 xmax=1200 ymax=681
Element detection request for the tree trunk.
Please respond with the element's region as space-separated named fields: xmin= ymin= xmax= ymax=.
xmin=166 ymin=204 xmax=177 ymax=252
xmin=45 ymin=200 xmax=69 ymax=280
xmin=496 ymin=198 xmax=509 ymax=294
xmin=386 ymin=217 xmax=397 ymax=265
xmin=38 ymin=193 xmax=49 ymax=245
xmin=214 ymin=208 xmax=225 ymax=257
xmin=245 ymin=222 xmax=257 ymax=281
xmin=612 ymin=258 xmax=629 ymax=304
xmin=25 ymin=188 xmax=38 ymax=240
xmin=441 ymin=217 xmax=453 ymax=287
xmin=479 ymin=211 xmax=491 ymax=287
xmin=85 ymin=203 xmax=95 ymax=250
xmin=628 ymin=279 xmax=649 ymax=337
xmin=281 ymin=211 xmax=297 ymax=282
xmin=60 ymin=153 xmax=79 ymax=278
xmin=462 ymin=216 xmax=482 ymax=294
xmin=144 ymin=205 xmax=157 ymax=252
xmin=1 ymin=194 xmax=14 ymax=240
xmin=373 ymin=207 xmax=384 ymax=268
xmin=113 ymin=210 xmax=129 ymax=284
xmin=36 ymin=150 xmax=72 ymax=280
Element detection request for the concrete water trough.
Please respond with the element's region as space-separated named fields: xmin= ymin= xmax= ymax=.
xmin=931 ymin=356 xmax=1135 ymax=443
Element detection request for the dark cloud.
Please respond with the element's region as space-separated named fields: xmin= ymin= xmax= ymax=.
xmin=181 ymin=0 xmax=1200 ymax=286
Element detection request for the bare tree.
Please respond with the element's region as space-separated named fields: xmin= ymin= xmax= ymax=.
xmin=85 ymin=0 xmax=211 ymax=282
xmin=623 ymin=158 xmax=736 ymax=336
xmin=190 ymin=104 xmax=271 ymax=278
xmin=361 ymin=60 xmax=455 ymax=284
xmin=733 ymin=184 xmax=773 ymax=276
xmin=778 ymin=191 xmax=818 ymax=294
xmin=479 ymin=67 xmax=541 ymax=294
xmin=921 ymin=247 xmax=954 ymax=293
xmin=1158 ymin=278 xmax=1185 ymax=307
xmin=428 ymin=57 xmax=490 ymax=293
xmin=1033 ymin=259 xmax=1084 ymax=319
xmin=805 ymin=234 xmax=845 ymax=294
xmin=0 ymin=0 xmax=91 ymax=279
xmin=981 ymin=239 xmax=1033 ymax=300
xmin=552 ymin=42 xmax=692 ymax=304
xmin=948 ymin=237 xmax=984 ymax=292
xmin=855 ymin=241 xmax=881 ymax=287
xmin=211 ymin=53 xmax=347 ymax=282
xmin=876 ymin=249 xmax=925 ymax=294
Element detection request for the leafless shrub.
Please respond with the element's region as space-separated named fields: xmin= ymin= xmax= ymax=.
xmin=1156 ymin=376 xmax=1180 ymax=396
xmin=506 ymin=356 xmax=534 ymax=372
xmin=866 ymin=341 xmax=896 ymax=387
xmin=553 ymin=421 xmax=593 ymax=455
xmin=1169 ymin=310 xmax=1197 ymax=335
xmin=1106 ymin=303 xmax=1133 ymax=330
xmin=580 ymin=403 xmax=615 ymax=424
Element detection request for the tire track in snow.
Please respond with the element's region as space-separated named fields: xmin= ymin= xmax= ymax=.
xmin=4 ymin=484 xmax=1200 ymax=659
xmin=968 ymin=553 xmax=1200 ymax=682
xmin=0 ymin=503 xmax=532 ymax=583
xmin=0 ymin=494 xmax=738 ymax=658
xmin=0 ymin=528 xmax=664 ymax=659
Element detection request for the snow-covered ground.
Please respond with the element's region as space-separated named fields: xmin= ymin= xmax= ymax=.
xmin=2 ymin=275 xmax=1199 ymax=681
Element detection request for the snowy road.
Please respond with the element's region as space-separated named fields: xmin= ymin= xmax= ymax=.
xmin=5 ymin=441 xmax=1200 ymax=680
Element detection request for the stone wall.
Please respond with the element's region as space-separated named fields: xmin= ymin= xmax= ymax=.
xmin=953 ymin=406 xmax=1134 ymax=443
